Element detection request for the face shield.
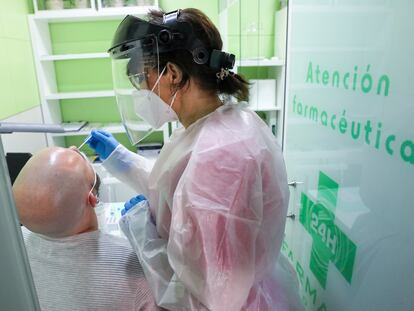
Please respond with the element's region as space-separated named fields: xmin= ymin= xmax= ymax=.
xmin=111 ymin=37 xmax=161 ymax=145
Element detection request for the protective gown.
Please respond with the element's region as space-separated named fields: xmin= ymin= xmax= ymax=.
xmin=103 ymin=103 xmax=299 ymax=311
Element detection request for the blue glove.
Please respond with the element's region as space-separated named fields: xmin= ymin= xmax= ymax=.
xmin=86 ymin=130 xmax=119 ymax=160
xmin=122 ymin=194 xmax=147 ymax=216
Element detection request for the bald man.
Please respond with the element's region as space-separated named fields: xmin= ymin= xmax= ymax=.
xmin=13 ymin=147 xmax=159 ymax=311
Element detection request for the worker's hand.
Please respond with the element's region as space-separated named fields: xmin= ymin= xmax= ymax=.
xmin=86 ymin=130 xmax=119 ymax=160
xmin=122 ymin=194 xmax=147 ymax=216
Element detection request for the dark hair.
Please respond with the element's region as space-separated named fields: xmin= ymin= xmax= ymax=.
xmin=148 ymin=8 xmax=249 ymax=101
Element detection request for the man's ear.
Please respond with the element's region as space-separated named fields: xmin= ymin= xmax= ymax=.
xmin=166 ymin=62 xmax=183 ymax=86
xmin=88 ymin=192 xmax=98 ymax=208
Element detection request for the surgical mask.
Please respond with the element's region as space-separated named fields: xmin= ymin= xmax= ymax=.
xmin=88 ymin=171 xmax=98 ymax=201
xmin=87 ymin=166 xmax=100 ymax=205
xmin=132 ymin=66 xmax=179 ymax=129
xmin=75 ymin=149 xmax=100 ymax=204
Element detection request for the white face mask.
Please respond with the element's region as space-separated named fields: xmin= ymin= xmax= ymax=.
xmin=133 ymin=66 xmax=179 ymax=129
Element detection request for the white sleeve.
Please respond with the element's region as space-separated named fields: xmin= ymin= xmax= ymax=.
xmin=119 ymin=203 xmax=209 ymax=311
xmin=102 ymin=145 xmax=154 ymax=197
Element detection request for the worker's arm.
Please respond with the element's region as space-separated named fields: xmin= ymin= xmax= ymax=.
xmin=86 ymin=129 xmax=153 ymax=196
xmin=120 ymin=200 xmax=209 ymax=311
xmin=103 ymin=144 xmax=153 ymax=197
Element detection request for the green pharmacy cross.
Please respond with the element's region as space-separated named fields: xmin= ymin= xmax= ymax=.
xmin=299 ymin=172 xmax=357 ymax=289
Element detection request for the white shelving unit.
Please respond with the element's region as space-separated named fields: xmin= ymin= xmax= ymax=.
xmin=219 ymin=1 xmax=288 ymax=146
xmin=235 ymin=58 xmax=285 ymax=67
xmin=28 ymin=0 xmax=167 ymax=148
xmin=51 ymin=122 xmax=145 ymax=137
xmin=40 ymin=52 xmax=109 ymax=61
xmin=44 ymin=90 xmax=115 ymax=100
xmin=233 ymin=57 xmax=286 ymax=144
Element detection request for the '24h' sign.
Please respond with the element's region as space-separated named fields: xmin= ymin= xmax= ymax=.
xmin=299 ymin=172 xmax=357 ymax=288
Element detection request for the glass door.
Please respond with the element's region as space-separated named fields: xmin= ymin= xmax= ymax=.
xmin=284 ymin=1 xmax=414 ymax=310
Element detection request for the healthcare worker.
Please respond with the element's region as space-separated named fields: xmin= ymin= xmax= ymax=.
xmin=87 ymin=8 xmax=293 ymax=311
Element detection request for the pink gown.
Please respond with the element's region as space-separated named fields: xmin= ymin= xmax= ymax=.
xmin=105 ymin=104 xmax=302 ymax=311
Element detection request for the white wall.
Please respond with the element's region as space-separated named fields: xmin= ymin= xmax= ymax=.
xmin=1 ymin=106 xmax=47 ymax=155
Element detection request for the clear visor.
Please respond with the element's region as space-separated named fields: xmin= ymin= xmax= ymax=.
xmin=111 ymin=38 xmax=160 ymax=146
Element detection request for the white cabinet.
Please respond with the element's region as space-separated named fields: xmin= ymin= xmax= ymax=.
xmin=233 ymin=58 xmax=286 ymax=145
xmin=28 ymin=1 xmax=166 ymax=150
xmin=219 ymin=1 xmax=288 ymax=146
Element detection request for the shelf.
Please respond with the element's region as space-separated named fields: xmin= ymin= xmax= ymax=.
xmin=52 ymin=122 xmax=122 ymax=137
xmin=40 ymin=52 xmax=109 ymax=61
xmin=51 ymin=121 xmax=154 ymax=137
xmin=45 ymin=90 xmax=115 ymax=100
xmin=39 ymin=55 xmax=284 ymax=66
xmin=236 ymin=58 xmax=285 ymax=67
xmin=245 ymin=105 xmax=281 ymax=112
xmin=96 ymin=6 xmax=158 ymax=17
xmin=52 ymin=123 xmax=124 ymax=137
xmin=101 ymin=177 xmax=121 ymax=186
xmin=254 ymin=107 xmax=282 ymax=112
xmin=32 ymin=6 xmax=157 ymax=22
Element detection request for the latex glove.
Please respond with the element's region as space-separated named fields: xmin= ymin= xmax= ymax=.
xmin=86 ymin=130 xmax=119 ymax=160
xmin=122 ymin=194 xmax=147 ymax=216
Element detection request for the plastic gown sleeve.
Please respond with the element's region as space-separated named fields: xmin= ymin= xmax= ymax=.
xmin=103 ymin=144 xmax=154 ymax=197
xmin=105 ymin=145 xmax=207 ymax=310
xmin=119 ymin=203 xmax=208 ymax=311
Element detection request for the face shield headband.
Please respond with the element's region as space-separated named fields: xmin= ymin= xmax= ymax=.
xmin=108 ymin=10 xmax=236 ymax=72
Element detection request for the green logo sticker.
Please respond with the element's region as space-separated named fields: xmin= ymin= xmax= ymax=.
xmin=299 ymin=172 xmax=357 ymax=289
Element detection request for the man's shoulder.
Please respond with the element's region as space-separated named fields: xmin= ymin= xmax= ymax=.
xmin=22 ymin=227 xmax=131 ymax=249
xmin=96 ymin=231 xmax=133 ymax=250
xmin=94 ymin=232 xmax=144 ymax=277
xmin=22 ymin=228 xmax=136 ymax=262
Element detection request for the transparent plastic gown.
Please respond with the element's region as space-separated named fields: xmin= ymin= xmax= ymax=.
xmin=104 ymin=104 xmax=303 ymax=311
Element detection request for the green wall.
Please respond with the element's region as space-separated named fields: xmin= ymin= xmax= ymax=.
xmin=0 ymin=0 xmax=279 ymax=146
xmin=0 ymin=0 xmax=39 ymax=120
